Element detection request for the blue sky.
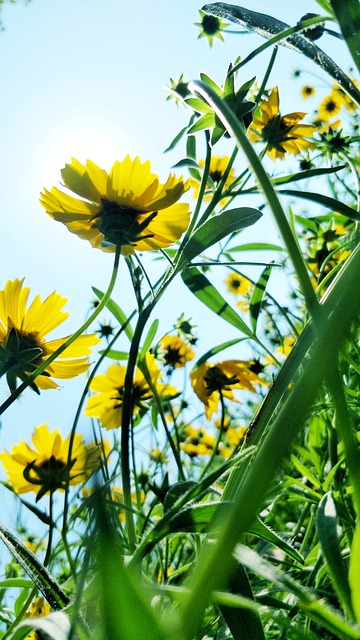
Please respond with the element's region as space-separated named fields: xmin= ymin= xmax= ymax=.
xmin=0 ymin=0 xmax=351 ymax=454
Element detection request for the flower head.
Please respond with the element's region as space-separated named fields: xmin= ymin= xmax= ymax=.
xmin=166 ymin=74 xmax=190 ymax=105
xmin=225 ymin=272 xmax=252 ymax=296
xmin=301 ymin=85 xmax=316 ymax=99
xmin=189 ymin=156 xmax=237 ymax=203
xmin=0 ymin=278 xmax=100 ymax=393
xmin=25 ymin=597 xmax=51 ymax=640
xmin=40 ymin=156 xmax=190 ymax=255
xmin=158 ymin=335 xmax=195 ymax=372
xmin=195 ymin=9 xmax=228 ymax=46
xmin=86 ymin=353 xmax=177 ymax=430
xmin=248 ymin=87 xmax=317 ymax=160
xmin=190 ymin=360 xmax=267 ymax=419
xmin=0 ymin=424 xmax=101 ymax=500
xmin=317 ymin=93 xmax=341 ymax=122
xmin=180 ymin=425 xmax=217 ymax=457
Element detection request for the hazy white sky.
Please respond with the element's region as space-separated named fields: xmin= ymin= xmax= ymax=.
xmin=0 ymin=0 xmax=351 ymax=450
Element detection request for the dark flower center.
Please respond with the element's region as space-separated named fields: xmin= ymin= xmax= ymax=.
xmin=209 ymin=170 xmax=223 ymax=184
xmin=202 ymin=14 xmax=220 ymax=35
xmin=23 ymin=455 xmax=75 ymax=501
xmin=204 ymin=366 xmax=239 ymax=395
xmin=324 ymin=100 xmax=337 ymax=114
xmin=164 ymin=346 xmax=183 ymax=368
xmin=95 ymin=199 xmax=157 ymax=248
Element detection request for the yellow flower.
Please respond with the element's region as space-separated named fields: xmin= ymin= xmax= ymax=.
xmin=190 ymin=360 xmax=267 ymax=420
xmin=332 ymin=81 xmax=358 ymax=112
xmin=40 ymin=156 xmax=190 ymax=255
xmin=248 ymin=87 xmax=317 ymax=160
xmin=180 ymin=425 xmax=216 ymax=457
xmin=25 ymin=597 xmax=51 ymax=640
xmin=0 ymin=424 xmax=101 ymax=500
xmin=0 ymin=278 xmax=100 ymax=393
xmin=86 ymin=353 xmax=177 ymax=430
xmin=189 ymin=156 xmax=237 ymax=202
xmin=301 ymin=85 xmax=316 ymax=99
xmin=225 ymin=272 xmax=252 ymax=296
xmin=26 ymin=597 xmax=51 ymax=619
xmin=159 ymin=335 xmax=195 ymax=370
xmin=317 ymin=93 xmax=342 ymax=121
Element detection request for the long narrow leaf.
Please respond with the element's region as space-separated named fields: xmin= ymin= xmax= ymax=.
xmin=182 ymin=267 xmax=255 ymax=339
xmin=249 ymin=265 xmax=272 ymax=333
xmin=92 ymin=287 xmax=134 ymax=340
xmin=279 ymin=189 xmax=360 ymax=221
xmin=176 ymin=208 xmax=262 ymax=272
xmin=316 ymin=493 xmax=354 ymax=619
xmin=201 ymin=2 xmax=360 ymax=106
xmin=0 ymin=523 xmax=69 ymax=610
xmin=331 ymin=0 xmax=360 ymax=74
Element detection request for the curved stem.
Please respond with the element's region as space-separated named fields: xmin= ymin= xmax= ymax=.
xmin=0 ymin=245 xmax=122 ymax=416
xmin=189 ymin=80 xmax=319 ymax=318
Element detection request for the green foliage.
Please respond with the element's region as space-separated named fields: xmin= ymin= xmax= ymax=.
xmin=2 ymin=1 xmax=360 ymax=639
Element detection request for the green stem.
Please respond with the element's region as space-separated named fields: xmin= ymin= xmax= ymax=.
xmin=0 ymin=245 xmax=122 ymax=415
xmin=120 ymin=305 xmax=154 ymax=552
xmin=189 ymin=80 xmax=319 ymax=317
xmin=177 ymin=240 xmax=360 ymax=640
xmin=327 ymin=365 xmax=360 ymax=517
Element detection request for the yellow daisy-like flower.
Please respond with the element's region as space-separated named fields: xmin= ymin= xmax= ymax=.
xmin=332 ymin=81 xmax=358 ymax=112
xmin=317 ymin=93 xmax=342 ymax=121
xmin=225 ymin=272 xmax=252 ymax=296
xmin=180 ymin=425 xmax=217 ymax=457
xmin=39 ymin=156 xmax=190 ymax=255
xmin=301 ymin=85 xmax=316 ymax=99
xmin=159 ymin=335 xmax=195 ymax=371
xmin=190 ymin=156 xmax=237 ymax=202
xmin=0 ymin=424 xmax=101 ymax=500
xmin=190 ymin=360 xmax=267 ymax=420
xmin=86 ymin=353 xmax=177 ymax=430
xmin=248 ymin=87 xmax=317 ymax=160
xmin=25 ymin=597 xmax=51 ymax=640
xmin=0 ymin=278 xmax=100 ymax=393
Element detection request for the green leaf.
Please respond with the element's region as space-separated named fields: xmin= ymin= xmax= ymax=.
xmin=0 ymin=579 xmax=33 ymax=589
xmin=10 ymin=613 xmax=70 ymax=640
xmin=181 ymin=267 xmax=255 ymax=339
xmin=200 ymin=72 xmax=223 ymax=96
xmin=271 ymin=165 xmax=346 ymax=185
xmin=94 ymin=497 xmax=170 ymax=640
xmin=92 ymin=288 xmax=134 ymax=341
xmin=219 ymin=563 xmax=265 ymax=640
xmin=316 ymin=493 xmax=354 ymax=619
xmin=187 ymin=113 xmax=215 ymax=135
xmin=176 ymin=207 xmax=262 ymax=272
xmin=227 ymin=242 xmax=285 ymax=252
xmin=249 ymin=265 xmax=272 ymax=333
xmin=349 ymin=518 xmax=360 ymax=622
xmin=186 ymin=97 xmax=213 ymax=114
xmin=139 ymin=319 xmax=159 ymax=360
xmin=99 ymin=349 xmax=128 ymax=361
xmin=195 ymin=339 xmax=245 ymax=367
xmin=235 ymin=544 xmax=360 ymax=640
xmin=331 ymin=0 xmax=360 ymax=74
xmin=251 ymin=518 xmax=304 ymax=564
xmin=164 ymin=124 xmax=189 ymax=153
xmin=279 ymin=189 xmax=360 ymax=221
xmin=0 ymin=523 xmax=69 ymax=610
xmin=171 ymin=158 xmax=200 ymax=169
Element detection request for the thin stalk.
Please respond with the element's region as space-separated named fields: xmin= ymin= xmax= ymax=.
xmin=176 ymin=240 xmax=360 ymax=640
xmin=189 ymin=80 xmax=319 ymax=317
xmin=327 ymin=365 xmax=360 ymax=517
xmin=0 ymin=244 xmax=122 ymax=415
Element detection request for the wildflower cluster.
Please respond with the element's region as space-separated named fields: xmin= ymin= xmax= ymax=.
xmin=1 ymin=3 xmax=360 ymax=640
